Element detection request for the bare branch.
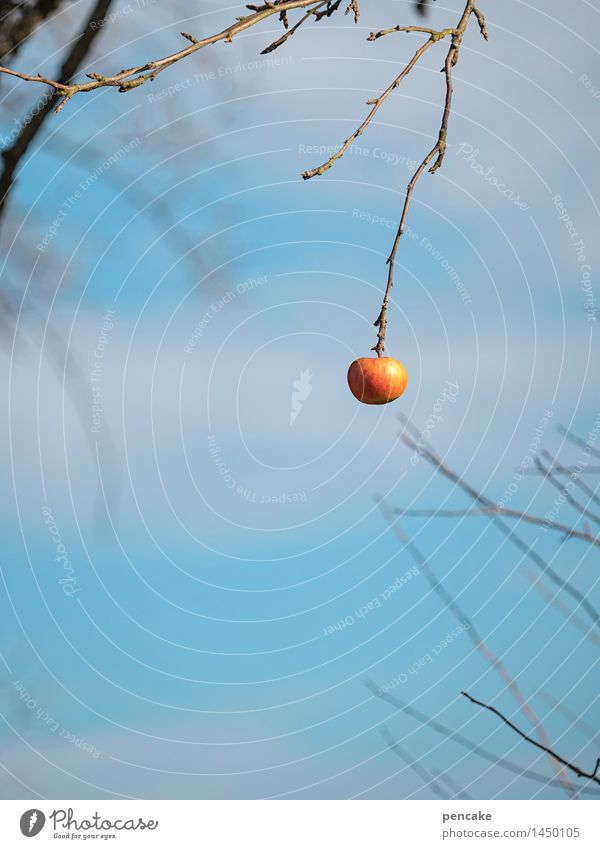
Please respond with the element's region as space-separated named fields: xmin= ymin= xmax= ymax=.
xmin=534 ymin=456 xmax=600 ymax=527
xmin=0 ymin=1 xmax=334 ymax=111
xmin=373 ymin=0 xmax=481 ymax=356
xmin=431 ymin=767 xmax=472 ymax=800
xmin=536 ymin=690 xmax=600 ymax=745
xmin=471 ymin=6 xmax=489 ymax=40
xmin=302 ymin=0 xmax=485 ymax=355
xmin=367 ymin=26 xmax=456 ymax=42
xmin=0 ymin=0 xmax=113 ymax=215
xmin=260 ymin=0 xmax=327 ymax=54
xmin=558 ymin=424 xmax=600 ymax=461
xmin=365 ymin=682 xmax=600 ymax=797
xmin=462 ymin=691 xmax=600 ymax=786
xmin=379 ymin=725 xmax=448 ymax=799
xmin=392 ymin=505 xmax=600 ymax=548
xmin=397 ymin=415 xmax=600 ymax=631
xmin=525 ymin=465 xmax=600 ymax=476
xmin=540 ymin=449 xmax=600 ymax=507
xmin=345 ymin=0 xmax=360 ymax=24
xmin=0 ymin=0 xmax=66 ymax=62
xmin=301 ymin=33 xmax=443 ymax=181
xmin=520 ymin=566 xmax=600 ymax=650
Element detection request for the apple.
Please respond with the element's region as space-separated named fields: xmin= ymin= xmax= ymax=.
xmin=347 ymin=356 xmax=408 ymax=405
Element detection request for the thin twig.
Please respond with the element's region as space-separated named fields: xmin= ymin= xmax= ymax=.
xmin=345 ymin=0 xmax=360 ymax=24
xmin=557 ymin=424 xmax=600 ymax=461
xmin=520 ymin=566 xmax=600 ymax=649
xmin=301 ymin=33 xmax=444 ymax=181
xmin=462 ymin=691 xmax=600 ymax=785
xmin=536 ymin=690 xmax=600 ymax=746
xmin=364 ymin=682 xmax=600 ymax=797
xmin=260 ymin=1 xmax=328 ymax=53
xmin=372 ymin=0 xmax=479 ymax=356
xmin=303 ymin=0 xmax=482 ymax=355
xmin=525 ymin=465 xmax=600 ymax=476
xmin=541 ymin=449 xmax=600 ymax=507
xmin=472 ymin=6 xmax=489 ymax=40
xmin=367 ymin=25 xmax=456 ymax=41
xmin=535 ymin=456 xmax=600 ymax=527
xmin=392 ymin=505 xmax=600 ymax=548
xmin=398 ymin=415 xmax=600 ymax=631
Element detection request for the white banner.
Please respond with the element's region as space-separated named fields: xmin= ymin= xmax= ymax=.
xmin=0 ymin=800 xmax=597 ymax=848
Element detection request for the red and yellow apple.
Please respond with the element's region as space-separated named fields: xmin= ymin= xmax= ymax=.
xmin=347 ymin=356 xmax=408 ymax=405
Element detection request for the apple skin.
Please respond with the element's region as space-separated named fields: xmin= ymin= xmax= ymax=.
xmin=347 ymin=356 xmax=408 ymax=405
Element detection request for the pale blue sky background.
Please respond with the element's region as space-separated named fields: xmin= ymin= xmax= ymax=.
xmin=0 ymin=0 xmax=599 ymax=799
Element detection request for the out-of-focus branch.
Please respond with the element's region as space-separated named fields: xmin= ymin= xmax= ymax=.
xmin=534 ymin=455 xmax=600 ymax=527
xmin=377 ymin=500 xmax=574 ymax=794
xmin=41 ymin=135 xmax=216 ymax=285
xmin=0 ymin=0 xmax=69 ymax=62
xmin=525 ymin=465 xmax=600 ymax=476
xmin=558 ymin=424 xmax=600 ymax=461
xmin=0 ymin=0 xmax=113 ymax=215
xmin=520 ymin=566 xmax=600 ymax=649
xmin=398 ymin=415 xmax=600 ymax=631
xmin=536 ymin=690 xmax=600 ymax=746
xmin=462 ymin=691 xmax=600 ymax=786
xmin=392 ymin=505 xmax=600 ymax=548
xmin=540 ymin=449 xmax=600 ymax=507
xmin=379 ymin=725 xmax=448 ymax=799
xmin=364 ymin=681 xmax=600 ymax=797
xmin=431 ymin=767 xmax=472 ymax=800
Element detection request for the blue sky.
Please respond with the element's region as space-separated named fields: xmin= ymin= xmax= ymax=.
xmin=0 ymin=0 xmax=599 ymax=799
